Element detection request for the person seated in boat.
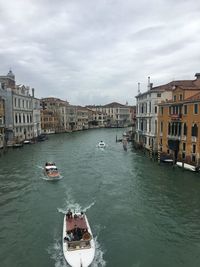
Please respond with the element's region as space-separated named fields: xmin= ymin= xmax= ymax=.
xmin=64 ymin=231 xmax=71 ymax=242
xmin=73 ymin=227 xmax=79 ymax=241
xmin=80 ymin=211 xmax=84 ymax=219
xmin=74 ymin=213 xmax=78 ymax=219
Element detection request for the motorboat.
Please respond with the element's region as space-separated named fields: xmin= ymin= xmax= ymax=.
xmin=97 ymin=141 xmax=106 ymax=148
xmin=176 ymin=161 xmax=199 ymax=172
xmin=23 ymin=140 xmax=31 ymax=144
xmin=44 ymin=162 xmax=60 ymax=179
xmin=63 ymin=211 xmax=95 ymax=267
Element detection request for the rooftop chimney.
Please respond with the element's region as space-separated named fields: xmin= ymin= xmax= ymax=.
xmin=148 ymin=76 xmax=151 ymax=90
xmin=32 ymin=88 xmax=35 ymax=97
xmin=138 ymin=82 xmax=141 ymax=94
xmin=195 ymin=73 xmax=200 ymax=80
xmin=150 ymin=83 xmax=153 ymax=90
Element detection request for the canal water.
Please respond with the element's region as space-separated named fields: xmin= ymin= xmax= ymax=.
xmin=1 ymin=128 xmax=200 ymax=267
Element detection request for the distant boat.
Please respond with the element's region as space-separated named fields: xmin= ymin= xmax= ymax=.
xmin=44 ymin=162 xmax=60 ymax=179
xmin=176 ymin=161 xmax=199 ymax=172
xmin=23 ymin=140 xmax=31 ymax=144
xmin=97 ymin=141 xmax=106 ymax=148
xmin=63 ymin=211 xmax=95 ymax=267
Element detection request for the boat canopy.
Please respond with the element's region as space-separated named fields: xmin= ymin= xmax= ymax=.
xmin=45 ymin=165 xmax=57 ymax=170
xmin=67 ymin=217 xmax=87 ymax=231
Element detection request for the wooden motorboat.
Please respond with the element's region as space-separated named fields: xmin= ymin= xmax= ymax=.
xmin=44 ymin=162 xmax=60 ymax=179
xmin=63 ymin=211 xmax=95 ymax=267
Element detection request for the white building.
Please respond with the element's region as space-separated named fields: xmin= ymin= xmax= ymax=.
xmin=135 ymin=80 xmax=172 ymax=151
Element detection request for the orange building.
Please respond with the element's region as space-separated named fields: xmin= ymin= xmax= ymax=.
xmin=158 ymin=73 xmax=200 ymax=165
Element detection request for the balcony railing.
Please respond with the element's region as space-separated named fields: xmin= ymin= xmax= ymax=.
xmin=191 ymin=136 xmax=197 ymax=142
xmin=170 ymin=114 xmax=182 ymax=121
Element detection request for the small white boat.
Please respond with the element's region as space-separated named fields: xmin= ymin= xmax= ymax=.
xmin=176 ymin=161 xmax=198 ymax=172
xmin=23 ymin=140 xmax=31 ymax=144
xmin=97 ymin=141 xmax=106 ymax=148
xmin=63 ymin=211 xmax=95 ymax=267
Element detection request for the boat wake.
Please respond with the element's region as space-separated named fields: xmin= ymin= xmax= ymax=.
xmin=57 ymin=189 xmax=95 ymax=214
xmin=91 ymin=237 xmax=106 ymax=267
xmin=47 ymin=238 xmax=69 ymax=267
xmin=47 ymin=235 xmax=106 ymax=267
xmin=41 ymin=175 xmax=63 ymax=181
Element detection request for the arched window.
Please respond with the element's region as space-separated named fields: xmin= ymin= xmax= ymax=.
xmin=192 ymin=124 xmax=198 ymax=137
xmin=155 ymin=120 xmax=157 ymax=134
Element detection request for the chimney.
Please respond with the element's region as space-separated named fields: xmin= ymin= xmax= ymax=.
xmin=148 ymin=76 xmax=150 ymax=90
xmin=195 ymin=73 xmax=200 ymax=80
xmin=138 ymin=82 xmax=141 ymax=94
xmin=32 ymin=88 xmax=35 ymax=97
xmin=150 ymin=83 xmax=153 ymax=90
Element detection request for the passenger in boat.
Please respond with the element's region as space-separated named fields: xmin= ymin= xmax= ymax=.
xmin=73 ymin=227 xmax=79 ymax=241
xmin=66 ymin=209 xmax=73 ymax=219
xmin=64 ymin=231 xmax=72 ymax=242
xmin=80 ymin=211 xmax=84 ymax=219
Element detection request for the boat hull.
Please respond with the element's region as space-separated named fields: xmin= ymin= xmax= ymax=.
xmin=63 ymin=214 xmax=95 ymax=267
xmin=176 ymin=162 xmax=198 ymax=172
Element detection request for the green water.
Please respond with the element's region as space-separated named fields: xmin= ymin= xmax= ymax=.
xmin=1 ymin=128 xmax=200 ymax=267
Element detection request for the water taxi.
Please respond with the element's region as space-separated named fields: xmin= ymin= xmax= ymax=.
xmin=63 ymin=211 xmax=95 ymax=267
xmin=44 ymin=162 xmax=60 ymax=179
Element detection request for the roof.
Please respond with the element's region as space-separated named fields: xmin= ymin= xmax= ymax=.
xmin=45 ymin=166 xmax=57 ymax=170
xmin=136 ymin=78 xmax=200 ymax=98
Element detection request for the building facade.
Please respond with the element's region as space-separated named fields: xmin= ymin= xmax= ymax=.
xmin=158 ymin=73 xmax=200 ymax=164
xmin=135 ymin=82 xmax=172 ymax=151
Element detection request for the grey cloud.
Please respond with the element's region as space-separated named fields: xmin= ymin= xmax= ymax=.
xmin=0 ymin=0 xmax=200 ymax=105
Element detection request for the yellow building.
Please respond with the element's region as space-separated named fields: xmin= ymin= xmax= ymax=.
xmin=158 ymin=75 xmax=200 ymax=165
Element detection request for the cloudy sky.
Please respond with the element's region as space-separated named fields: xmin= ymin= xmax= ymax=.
xmin=0 ymin=0 xmax=200 ymax=105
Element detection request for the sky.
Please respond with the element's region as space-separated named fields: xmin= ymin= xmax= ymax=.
xmin=0 ymin=0 xmax=200 ymax=106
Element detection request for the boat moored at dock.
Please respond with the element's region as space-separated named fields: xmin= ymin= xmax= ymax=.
xmin=176 ymin=161 xmax=199 ymax=172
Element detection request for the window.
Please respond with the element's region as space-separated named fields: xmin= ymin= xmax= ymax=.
xmin=192 ymin=124 xmax=198 ymax=137
xmin=192 ymin=155 xmax=196 ymax=162
xmin=194 ymin=103 xmax=198 ymax=114
xmin=183 ymin=123 xmax=187 ymax=136
xmin=161 ymin=107 xmax=163 ymax=115
xmin=192 ymin=144 xmax=196 ymax=154
xmin=184 ymin=105 xmax=187 ymax=115
xmin=169 ymin=106 xmax=171 ymax=115
xmin=155 ymin=106 xmax=157 ymax=114
xmin=160 ymin=121 xmax=163 ymax=133
xmin=157 ymin=93 xmax=161 ymax=97
xmin=183 ymin=142 xmax=186 ymax=151
xmin=179 ymin=94 xmax=183 ymax=101
xmin=160 ymin=138 xmax=162 ymax=144
xmin=182 ymin=153 xmax=185 ymax=160
xmin=174 ymin=95 xmax=176 ymax=101
xmin=168 ymin=123 xmax=171 ymax=135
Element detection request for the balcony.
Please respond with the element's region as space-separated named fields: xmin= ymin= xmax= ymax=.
xmin=170 ymin=114 xmax=182 ymax=121
xmin=191 ymin=136 xmax=197 ymax=142
xmin=167 ymin=135 xmax=181 ymax=141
